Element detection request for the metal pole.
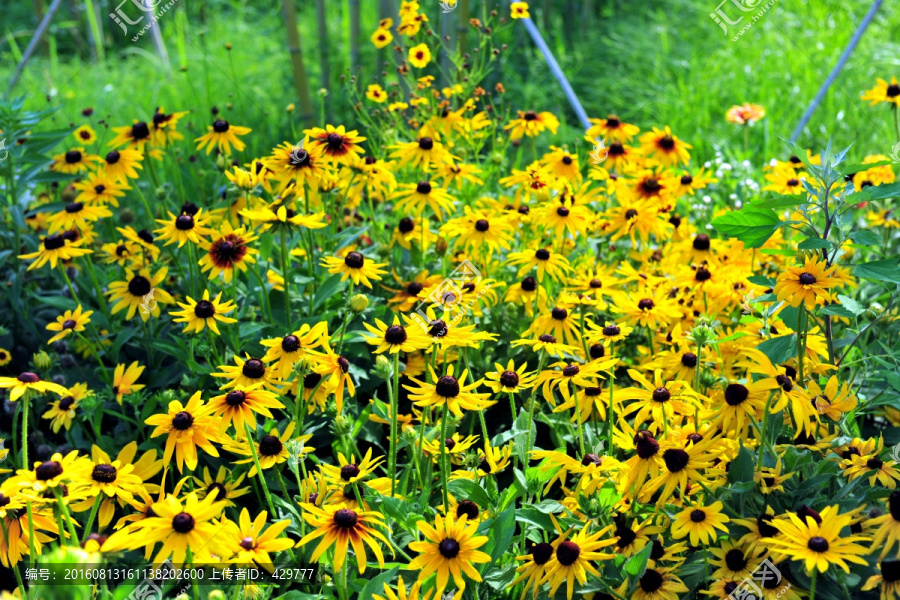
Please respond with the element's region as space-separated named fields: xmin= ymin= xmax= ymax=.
xmin=789 ymin=0 xmax=882 ymax=143
xmin=5 ymin=0 xmax=66 ymax=98
xmin=517 ymin=15 xmax=592 ymax=130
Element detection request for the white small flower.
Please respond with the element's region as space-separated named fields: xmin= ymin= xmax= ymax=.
xmin=735 ymin=200 xmax=742 ymax=208
xmin=704 ymin=161 xmax=712 ymax=168
xmin=104 ymin=84 xmax=114 ymax=92
xmin=702 ymin=195 xmax=712 ymax=203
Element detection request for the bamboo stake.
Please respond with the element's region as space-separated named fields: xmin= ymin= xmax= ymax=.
xmin=281 ymin=0 xmax=316 ymax=126
xmin=349 ymin=0 xmax=361 ymax=77
xmin=5 ymin=0 xmax=65 ymax=97
xmin=315 ymin=0 xmax=331 ymax=101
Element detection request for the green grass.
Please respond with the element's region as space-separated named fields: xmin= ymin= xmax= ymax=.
xmin=2 ymin=0 xmax=900 ymax=163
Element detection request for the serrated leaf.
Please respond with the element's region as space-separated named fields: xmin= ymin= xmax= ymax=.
xmin=855 ymin=259 xmax=900 ymax=285
xmin=846 ymin=180 xmax=900 ymax=203
xmin=797 ymin=237 xmax=831 ymax=250
xmin=820 ymin=305 xmax=857 ymax=318
xmin=357 ymin=566 xmax=399 ymax=600
xmin=447 ymin=479 xmax=493 ymax=510
xmin=756 ymin=334 xmax=797 ymax=365
xmin=850 ymin=230 xmax=881 ymax=246
xmin=747 ymin=275 xmax=774 ymax=287
xmin=711 ymin=207 xmax=782 ymax=248
xmin=624 ymin=543 xmax=652 ymax=578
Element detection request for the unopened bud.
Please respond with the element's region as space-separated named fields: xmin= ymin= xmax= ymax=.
xmin=349 ymin=294 xmax=369 ymax=313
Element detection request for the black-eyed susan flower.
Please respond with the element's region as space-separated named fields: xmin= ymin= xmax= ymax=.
xmin=484 ymin=359 xmax=537 ymax=394
xmin=0 ymin=371 xmax=68 ymax=402
xmin=763 ymin=166 xmax=808 ymax=195
xmin=507 ymin=247 xmax=571 ymax=283
xmin=372 ymin=575 xmax=431 ymax=600
xmin=304 ymin=124 xmax=366 ymax=164
xmin=153 ymin=209 xmax=214 ymax=247
xmin=862 ymin=560 xmax=900 ymax=600
xmin=198 ymin=222 xmax=258 ymax=283
xmin=144 ymin=392 xmax=223 ymax=471
xmin=194 ymin=466 xmax=250 ymax=506
xmin=308 ymin=349 xmax=356 ymax=414
xmin=230 ymin=424 xmax=305 ymax=477
xmin=260 ymin=323 xmax=329 ymax=378
xmin=46 ymin=305 xmax=93 ymax=344
xmin=50 ymin=147 xmax=100 ymax=173
xmin=774 ymin=255 xmax=840 ymax=310
xmin=862 ymin=77 xmax=900 ymax=106
xmin=541 ymin=523 xmax=617 ymax=600
xmin=371 ymin=27 xmax=393 ymax=48
xmin=513 ymin=541 xmax=554 ymax=600
xmin=171 ymin=290 xmax=237 ymax=335
xmin=47 ymin=200 xmax=112 ymax=234
xmin=224 ymin=508 xmax=294 ymax=568
xmin=100 ymin=147 xmax=144 ymax=182
xmin=213 ymin=354 xmax=277 ymax=392
xmin=638 ymin=126 xmax=691 ymax=166
xmin=107 ymin=266 xmax=174 ymax=321
xmin=390 ymin=136 xmax=456 ymax=171
xmin=586 ymin=114 xmax=640 ymax=142
xmin=42 ymin=382 xmax=90 ymax=433
xmin=512 ymin=334 xmax=579 ymax=357
xmin=73 ymin=171 xmax=129 ymax=206
xmin=297 ymin=503 xmax=391 ymax=574
xmin=767 ymin=505 xmax=869 ymax=573
xmin=321 ymin=251 xmax=387 ymax=288
xmin=108 ymin=120 xmax=154 ymax=149
xmin=71 ymin=444 xmax=146 ymax=528
xmin=408 ymin=512 xmax=490 ymax=599
xmin=103 ymin=492 xmax=228 ymax=563
xmin=0 ymin=348 xmax=10 ymax=367
xmin=320 ymin=449 xmax=384 ymax=485
xmin=510 ymin=2 xmax=530 ymax=18
xmin=194 ymin=118 xmax=251 ymax=155
xmin=404 ymin=364 xmax=493 ymax=418
xmin=630 ymin=567 xmax=689 ymax=600
xmin=504 ymin=110 xmax=560 ymax=141
xmin=18 ymin=232 xmax=92 ymax=271
xmin=112 ymin=361 xmax=144 ymax=404
xmin=362 ymin=315 xmax=433 ymax=355
xmin=642 ymin=437 xmax=717 ymax=505
xmin=671 ymin=500 xmax=730 ymax=546
xmin=208 ymin=383 xmax=284 ymax=436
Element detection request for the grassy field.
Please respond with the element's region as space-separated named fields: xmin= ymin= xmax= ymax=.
xmin=2 ymin=0 xmax=900 ymax=162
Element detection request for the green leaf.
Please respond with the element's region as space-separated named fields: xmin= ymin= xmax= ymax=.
xmin=447 ymin=479 xmax=493 ymax=510
xmin=850 ymin=230 xmax=881 ymax=246
xmin=728 ymin=443 xmax=755 ymax=485
xmin=797 ymin=237 xmax=831 ymax=250
xmin=357 ymin=566 xmax=399 ymax=600
xmin=624 ymin=543 xmax=652 ymax=578
xmin=747 ymin=275 xmax=774 ymax=287
xmin=855 ymin=259 xmax=900 ymax=285
xmin=711 ymin=207 xmax=782 ymax=248
xmin=820 ymin=305 xmax=857 ymax=318
xmin=756 ymin=334 xmax=797 ymax=365
xmin=478 ymin=507 xmax=516 ymax=570
xmin=838 ymin=159 xmax=894 ymax=176
xmin=846 ymin=180 xmax=900 ymax=203
xmin=752 ymin=196 xmax=804 ymax=209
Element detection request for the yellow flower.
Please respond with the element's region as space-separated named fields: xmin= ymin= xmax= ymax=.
xmin=408 ymin=43 xmax=432 ymax=68
xmin=46 ymin=305 xmax=94 ymax=344
xmin=510 ymin=2 xmax=530 ymax=18
xmin=366 ymin=84 xmax=388 ymax=103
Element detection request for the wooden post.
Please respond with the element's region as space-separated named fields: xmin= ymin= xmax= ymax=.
xmin=281 ymin=0 xmax=316 ymax=126
xmin=349 ymin=0 xmax=361 ymax=77
xmin=315 ymin=0 xmax=331 ymax=113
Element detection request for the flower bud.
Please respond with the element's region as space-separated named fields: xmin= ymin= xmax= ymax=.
xmin=33 ymin=351 xmax=51 ymax=370
xmin=374 ymin=354 xmax=393 ymax=379
xmin=349 ymin=294 xmax=369 ymax=313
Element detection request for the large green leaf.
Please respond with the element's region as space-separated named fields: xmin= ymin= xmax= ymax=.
xmin=711 ymin=207 xmax=782 ymax=248
xmin=855 ymin=259 xmax=900 ymax=285
xmin=756 ymin=334 xmax=797 ymax=365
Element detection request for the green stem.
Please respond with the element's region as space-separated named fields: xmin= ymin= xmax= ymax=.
xmin=53 ymin=487 xmax=79 ymax=543
xmin=525 ymin=351 xmax=548 ymax=456
xmin=797 ymin=305 xmax=806 ymax=382
xmin=244 ymin=422 xmax=279 ymax=520
xmin=389 ymin=352 xmax=400 ymax=496
xmin=607 ymin=364 xmax=615 ymax=456
xmin=20 ymin=389 xmax=30 ymax=470
xmin=81 ymin=496 xmax=101 ymax=543
xmin=574 ymin=388 xmax=585 ymax=457
xmin=440 ymin=403 xmax=450 ymax=514
xmin=280 ymin=228 xmax=292 ymax=325
xmin=810 ymin=568 xmax=818 ymax=600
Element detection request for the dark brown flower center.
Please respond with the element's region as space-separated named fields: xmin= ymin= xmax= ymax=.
xmin=724 ymin=383 xmax=749 ymax=406
xmin=418 ymin=137 xmax=434 ymax=150
xmin=105 ymin=150 xmax=121 ymax=164
xmin=521 ymin=276 xmax=537 ymax=292
xmin=65 ymin=150 xmax=82 ymax=164
xmin=640 ymin=569 xmax=664 ymax=592
xmin=690 ymin=509 xmax=706 ymax=523
xmin=663 ymin=448 xmax=689 ymax=472
xmin=43 ymin=234 xmax=66 ymax=250
xmin=91 ymin=464 xmax=118 ymax=483
xmin=127 ymin=275 xmax=152 ymax=297
xmin=681 ymin=352 xmax=698 ymax=367
xmin=344 ymin=252 xmax=365 ymax=269
xmin=658 ymin=135 xmax=675 ymax=150
xmin=18 ymin=372 xmax=40 ymax=383
xmin=635 ymin=432 xmax=659 ymax=459
xmin=556 ymin=540 xmax=580 ymax=566
xmin=500 ymin=371 xmax=519 ymax=387
xmin=36 ymin=461 xmax=63 ymax=480
xmin=398 ymin=217 xmax=415 ymax=233
xmin=602 ymin=325 xmax=621 ymax=337
xmin=725 ymin=549 xmax=747 ymax=572
xmin=807 ymin=536 xmax=829 ymax=552
xmin=281 ymin=335 xmax=300 ymax=352
xmin=384 ymin=325 xmax=407 ymax=345
xmin=172 ymin=512 xmax=195 ymax=533
xmin=538 ymin=334 xmax=556 ymax=343
xmin=456 ymin=500 xmax=479 ymax=520
xmin=242 ymin=359 xmax=266 ymax=379
xmin=239 ymin=536 xmax=256 ymax=550
xmin=340 ymin=464 xmax=360 ymax=481
xmin=439 ymin=538 xmax=461 ymax=558
xmin=436 ymin=376 xmax=460 ymax=398
xmin=883 ymin=559 xmax=900 ymax=583
xmin=59 ymin=396 xmax=75 ymax=410
xmin=259 ymin=435 xmax=283 ymax=456
xmin=172 ymin=411 xmax=194 ymax=431
xmin=194 ymin=300 xmax=215 ymax=319
xmin=638 ymin=298 xmax=654 ymax=310
xmin=416 ymin=181 xmax=432 ymax=194
xmin=225 ymin=390 xmax=246 ymax=406
xmin=531 ymin=542 xmax=553 ymax=565
xmin=563 ymin=365 xmax=580 ymax=377
xmin=888 ymin=84 xmax=900 ymax=97
xmin=212 ymin=119 xmax=230 ymax=133
xmin=535 ymin=248 xmax=550 ymax=261
xmin=582 ymin=453 xmax=603 ymax=467
xmin=652 ymin=387 xmax=671 ymax=402
xmin=757 ymin=514 xmax=778 ymax=537
xmin=131 ymin=122 xmax=151 ymax=140
xmin=475 ymin=219 xmax=490 ymax=232
xmin=334 ymin=508 xmax=358 ymax=528
xmin=175 ymin=214 xmax=195 ymax=230
xmin=207 ymin=483 xmax=228 ymax=499
xmin=798 ymin=272 xmax=817 ymax=285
